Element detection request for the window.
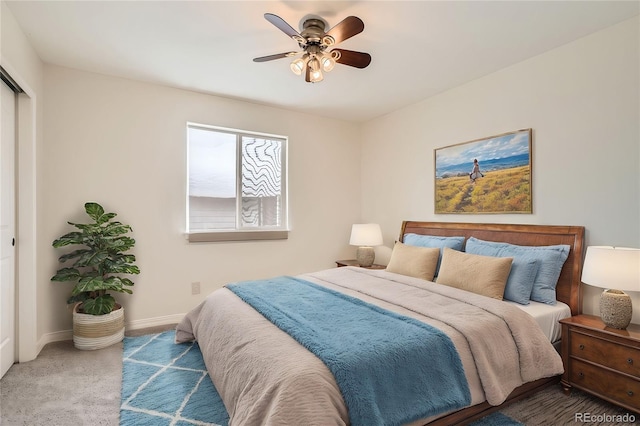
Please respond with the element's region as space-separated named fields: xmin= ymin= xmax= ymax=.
xmin=187 ymin=123 xmax=288 ymax=242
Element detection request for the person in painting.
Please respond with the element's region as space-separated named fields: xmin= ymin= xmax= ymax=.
xmin=469 ymin=159 xmax=484 ymax=183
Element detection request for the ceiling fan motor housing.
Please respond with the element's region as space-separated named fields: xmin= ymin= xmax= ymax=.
xmin=300 ymin=18 xmax=332 ymax=47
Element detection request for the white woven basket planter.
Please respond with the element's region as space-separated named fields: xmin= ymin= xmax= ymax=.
xmin=73 ymin=304 xmax=125 ymax=350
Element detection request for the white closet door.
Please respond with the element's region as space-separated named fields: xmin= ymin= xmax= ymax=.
xmin=0 ymin=79 xmax=16 ymax=379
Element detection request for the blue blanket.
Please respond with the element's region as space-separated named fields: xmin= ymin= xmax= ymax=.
xmin=226 ymin=276 xmax=470 ymax=426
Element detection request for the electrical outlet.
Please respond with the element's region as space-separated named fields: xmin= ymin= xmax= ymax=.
xmin=191 ymin=282 xmax=201 ymax=295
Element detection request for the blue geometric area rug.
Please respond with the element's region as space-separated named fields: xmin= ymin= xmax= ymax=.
xmin=120 ymin=331 xmax=522 ymax=426
xmin=120 ymin=330 xmax=229 ymax=426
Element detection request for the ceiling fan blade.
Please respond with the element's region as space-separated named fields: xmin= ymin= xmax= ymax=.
xmin=332 ymin=49 xmax=372 ymax=69
xmin=253 ymin=52 xmax=299 ymax=62
xmin=324 ymin=16 xmax=364 ymax=45
xmin=264 ymin=13 xmax=301 ymax=40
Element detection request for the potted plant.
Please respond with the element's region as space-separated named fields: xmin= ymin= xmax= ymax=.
xmin=51 ymin=202 xmax=140 ymax=350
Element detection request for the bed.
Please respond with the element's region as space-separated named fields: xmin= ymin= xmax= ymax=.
xmin=176 ymin=221 xmax=585 ymax=425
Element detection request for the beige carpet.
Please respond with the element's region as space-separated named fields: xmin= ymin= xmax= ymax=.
xmin=0 ymin=326 xmax=171 ymax=426
xmin=1 ymin=326 xmax=635 ymax=426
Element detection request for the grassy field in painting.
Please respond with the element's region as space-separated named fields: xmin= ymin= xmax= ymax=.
xmin=435 ymin=165 xmax=531 ymax=213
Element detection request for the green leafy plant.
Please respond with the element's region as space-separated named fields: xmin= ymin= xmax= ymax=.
xmin=51 ymin=202 xmax=140 ymax=315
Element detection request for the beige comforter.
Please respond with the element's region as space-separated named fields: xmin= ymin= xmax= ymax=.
xmin=176 ymin=267 xmax=564 ymax=425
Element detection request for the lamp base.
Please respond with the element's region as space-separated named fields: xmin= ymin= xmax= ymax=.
xmin=356 ymin=246 xmax=375 ymax=267
xmin=599 ymin=289 xmax=632 ymax=329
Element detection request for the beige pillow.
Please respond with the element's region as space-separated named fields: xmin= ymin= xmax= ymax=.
xmin=436 ymin=248 xmax=513 ymax=300
xmin=385 ymin=242 xmax=440 ymax=281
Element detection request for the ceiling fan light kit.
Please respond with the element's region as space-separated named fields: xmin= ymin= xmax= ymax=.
xmin=254 ymin=13 xmax=371 ymax=83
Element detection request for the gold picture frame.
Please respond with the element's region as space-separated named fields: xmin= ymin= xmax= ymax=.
xmin=434 ymin=129 xmax=532 ymax=214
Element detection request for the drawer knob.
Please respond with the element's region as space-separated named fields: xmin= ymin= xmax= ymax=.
xmin=579 ymin=344 xmax=585 ymax=350
xmin=628 ymin=390 xmax=634 ymax=397
xmin=628 ymin=358 xmax=634 ymax=365
xmin=578 ymin=372 xmax=584 ymax=379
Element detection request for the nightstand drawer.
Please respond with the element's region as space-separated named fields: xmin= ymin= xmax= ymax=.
xmin=571 ymin=359 xmax=640 ymax=410
xmin=571 ymin=332 xmax=640 ymax=376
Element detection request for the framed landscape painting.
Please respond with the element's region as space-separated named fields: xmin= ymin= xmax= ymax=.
xmin=434 ymin=129 xmax=532 ymax=214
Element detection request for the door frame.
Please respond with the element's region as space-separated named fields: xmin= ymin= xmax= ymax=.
xmin=1 ymin=61 xmax=38 ymax=362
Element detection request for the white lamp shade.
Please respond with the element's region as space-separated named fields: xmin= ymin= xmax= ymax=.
xmin=349 ymin=224 xmax=383 ymax=247
xmin=582 ymin=246 xmax=640 ymax=292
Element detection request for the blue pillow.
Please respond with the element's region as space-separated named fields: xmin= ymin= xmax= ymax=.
xmin=403 ymin=234 xmax=465 ymax=277
xmin=465 ymin=237 xmax=570 ymax=305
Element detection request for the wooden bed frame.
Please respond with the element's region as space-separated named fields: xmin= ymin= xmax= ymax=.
xmin=398 ymin=221 xmax=585 ymax=425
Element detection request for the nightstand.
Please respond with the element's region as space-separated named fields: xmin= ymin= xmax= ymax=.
xmin=560 ymin=314 xmax=640 ymax=413
xmin=335 ymin=259 xmax=386 ymax=269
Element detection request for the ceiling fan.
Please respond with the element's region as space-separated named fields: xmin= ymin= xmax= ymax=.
xmin=253 ymin=13 xmax=372 ymax=83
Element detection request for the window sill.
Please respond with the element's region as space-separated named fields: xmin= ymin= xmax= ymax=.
xmin=186 ymin=230 xmax=289 ymax=243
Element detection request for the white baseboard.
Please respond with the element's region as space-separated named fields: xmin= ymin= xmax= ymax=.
xmin=37 ymin=329 xmax=73 ymax=353
xmin=35 ymin=313 xmax=186 ymax=356
xmin=125 ymin=313 xmax=185 ymax=331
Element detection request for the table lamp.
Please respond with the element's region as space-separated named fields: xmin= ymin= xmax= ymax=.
xmin=581 ymin=246 xmax=640 ymax=329
xmin=349 ymin=224 xmax=383 ymax=267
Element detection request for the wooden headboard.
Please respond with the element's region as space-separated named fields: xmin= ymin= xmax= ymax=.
xmin=399 ymin=221 xmax=585 ymax=316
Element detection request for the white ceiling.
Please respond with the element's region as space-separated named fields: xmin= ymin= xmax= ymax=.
xmin=6 ymin=1 xmax=639 ymax=123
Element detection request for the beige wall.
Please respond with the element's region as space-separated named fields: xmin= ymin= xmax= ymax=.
xmin=41 ymin=66 xmax=362 ymax=337
xmin=361 ymin=17 xmax=640 ymax=322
